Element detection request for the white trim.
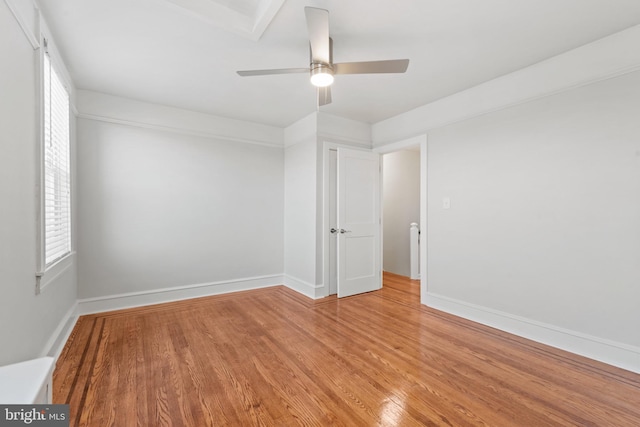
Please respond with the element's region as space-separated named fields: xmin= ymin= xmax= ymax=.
xmin=77 ymin=275 xmax=283 ymax=315
xmin=77 ymin=90 xmax=283 ymax=148
xmin=321 ymin=144 xmax=335 ymax=298
xmin=419 ymin=137 xmax=428 ymax=299
xmin=373 ymin=134 xmax=426 ymax=154
xmin=284 ymin=112 xmax=317 ymax=147
xmin=283 ymin=275 xmax=324 ymax=299
xmin=283 ymin=134 xmax=317 ymax=150
xmin=376 ymin=65 xmax=640 ymax=147
xmin=69 ymin=101 xmax=79 ymax=117
xmin=35 ymin=23 xmax=76 ymax=294
xmin=425 ymin=292 xmax=640 ymax=374
xmin=284 ymin=112 xmax=372 ymax=149
xmin=317 ymin=132 xmax=371 ymax=148
xmin=39 ymin=18 xmax=75 ymax=98
xmin=251 ymin=0 xmax=287 ymax=42
xmin=372 ymin=25 xmax=640 ymax=146
xmin=77 ymin=112 xmax=284 ymax=149
xmin=41 ymin=303 xmax=79 ymax=361
xmin=34 ymin=29 xmax=45 ymax=293
xmin=316 ymin=112 xmax=372 ymax=148
xmin=38 ymin=252 xmax=75 ymax=294
xmin=164 ymin=0 xmax=285 ymax=42
xmin=4 ymin=0 xmax=39 ymax=49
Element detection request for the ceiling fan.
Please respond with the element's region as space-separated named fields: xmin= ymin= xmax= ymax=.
xmin=236 ymin=7 xmax=410 ymax=106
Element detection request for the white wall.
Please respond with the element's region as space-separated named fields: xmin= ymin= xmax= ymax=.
xmin=284 ymin=112 xmax=373 ymax=298
xmin=76 ymin=94 xmax=284 ymax=301
xmin=283 ymin=139 xmax=318 ymax=292
xmin=426 ymin=70 xmax=640 ymax=346
xmin=372 ymin=26 xmax=640 ymax=373
xmin=0 ymin=1 xmax=77 ymax=365
xmin=382 ymin=150 xmax=420 ymax=276
xmin=283 ymin=114 xmax=320 ymax=297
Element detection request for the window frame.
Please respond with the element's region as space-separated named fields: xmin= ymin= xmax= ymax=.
xmin=35 ymin=23 xmax=75 ymax=295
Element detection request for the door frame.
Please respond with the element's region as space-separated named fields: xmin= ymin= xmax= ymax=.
xmin=374 ymin=135 xmax=428 ymax=303
xmin=321 ymin=135 xmax=428 ymax=302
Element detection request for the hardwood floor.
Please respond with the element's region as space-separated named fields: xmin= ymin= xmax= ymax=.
xmin=54 ymin=273 xmax=640 ymax=426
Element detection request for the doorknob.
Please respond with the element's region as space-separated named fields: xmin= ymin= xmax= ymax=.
xmin=330 ymin=228 xmax=339 ymax=234
xmin=339 ymin=229 xmax=351 ymax=234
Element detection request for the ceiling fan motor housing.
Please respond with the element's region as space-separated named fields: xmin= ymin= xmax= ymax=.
xmin=309 ymin=37 xmax=334 ymax=87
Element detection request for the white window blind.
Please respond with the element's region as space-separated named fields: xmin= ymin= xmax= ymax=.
xmin=43 ymin=52 xmax=71 ymax=266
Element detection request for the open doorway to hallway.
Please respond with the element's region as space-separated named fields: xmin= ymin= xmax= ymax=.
xmin=382 ymin=147 xmax=421 ymax=289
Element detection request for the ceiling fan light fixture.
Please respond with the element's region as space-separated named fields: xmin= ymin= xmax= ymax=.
xmin=236 ymin=8 xmax=410 ymax=107
xmin=310 ymin=64 xmax=334 ymax=87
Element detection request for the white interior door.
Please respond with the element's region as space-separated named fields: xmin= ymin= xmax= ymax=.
xmin=337 ymin=148 xmax=381 ymax=298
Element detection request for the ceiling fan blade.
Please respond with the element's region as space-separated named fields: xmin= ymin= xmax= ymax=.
xmin=333 ymin=59 xmax=410 ymax=75
xmin=237 ymin=68 xmax=309 ymax=77
xmin=318 ymin=86 xmax=332 ymax=106
xmin=304 ymin=7 xmax=330 ymax=64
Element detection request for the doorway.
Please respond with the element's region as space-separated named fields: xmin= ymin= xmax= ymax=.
xmin=324 ymin=137 xmax=427 ymax=300
xmin=382 ymin=148 xmax=421 ymax=279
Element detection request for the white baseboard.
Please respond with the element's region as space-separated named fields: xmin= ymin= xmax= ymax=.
xmin=41 ymin=302 xmax=79 ymax=362
xmin=424 ymin=292 xmax=640 ymax=374
xmin=77 ymin=274 xmax=284 ymax=315
xmin=283 ymin=275 xmax=325 ymax=299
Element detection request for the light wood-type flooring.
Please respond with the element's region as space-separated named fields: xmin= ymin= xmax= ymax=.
xmin=54 ymin=273 xmax=640 ymax=426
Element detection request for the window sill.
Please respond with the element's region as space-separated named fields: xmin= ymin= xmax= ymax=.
xmin=37 ymin=252 xmax=75 ymax=295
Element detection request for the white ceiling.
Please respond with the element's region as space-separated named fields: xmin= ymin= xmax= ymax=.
xmin=161 ymin=0 xmax=286 ymax=41
xmin=37 ymin=0 xmax=640 ymax=128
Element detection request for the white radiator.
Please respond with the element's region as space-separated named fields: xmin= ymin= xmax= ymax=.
xmin=0 ymin=357 xmax=54 ymax=404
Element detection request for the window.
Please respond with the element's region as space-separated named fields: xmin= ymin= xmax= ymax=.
xmin=42 ymin=44 xmax=71 ymax=267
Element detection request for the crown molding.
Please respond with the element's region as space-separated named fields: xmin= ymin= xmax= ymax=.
xmin=4 ymin=0 xmax=39 ymax=49
xmin=373 ymin=25 xmax=640 ymax=146
xmin=76 ymin=90 xmax=284 ymax=148
xmin=77 ymin=112 xmax=284 ymax=149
